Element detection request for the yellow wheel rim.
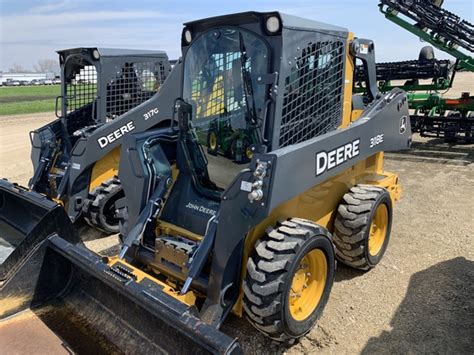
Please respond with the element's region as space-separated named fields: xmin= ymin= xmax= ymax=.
xmin=209 ymin=132 xmax=217 ymax=150
xmin=368 ymin=203 xmax=389 ymax=256
xmin=288 ymin=249 xmax=327 ymax=321
xmin=245 ymin=146 xmax=253 ymax=159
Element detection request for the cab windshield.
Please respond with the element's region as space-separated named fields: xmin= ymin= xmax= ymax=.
xmin=183 ymin=28 xmax=269 ymax=188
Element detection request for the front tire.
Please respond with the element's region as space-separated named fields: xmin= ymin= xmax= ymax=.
xmin=243 ymin=218 xmax=335 ymax=342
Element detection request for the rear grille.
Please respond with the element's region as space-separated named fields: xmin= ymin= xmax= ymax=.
xmin=279 ymin=41 xmax=345 ymax=148
xmin=65 ymin=59 xmax=168 ymax=120
xmin=105 ymin=61 xmax=168 ymax=120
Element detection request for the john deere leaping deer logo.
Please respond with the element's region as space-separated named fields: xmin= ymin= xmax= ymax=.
xmin=400 ymin=116 xmax=408 ymax=134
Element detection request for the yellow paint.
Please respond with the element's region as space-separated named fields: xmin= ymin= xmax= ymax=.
xmin=340 ymin=32 xmax=355 ymax=128
xmin=288 ymin=249 xmax=327 ymax=321
xmin=192 ymin=75 xmax=225 ymax=118
xmin=0 ymin=296 xmax=29 ymax=319
xmin=368 ymin=203 xmax=389 ymax=256
xmin=89 ymin=147 xmax=121 ymax=191
xmin=52 ymin=198 xmax=64 ymax=206
xmin=107 ymin=257 xmax=196 ymax=306
xmin=351 ymin=109 xmax=364 ymax=122
xmin=209 ymin=131 xmax=218 ymax=150
xmin=155 ymin=221 xmax=203 ymax=242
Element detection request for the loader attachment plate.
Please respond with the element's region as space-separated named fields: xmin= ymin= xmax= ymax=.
xmin=0 ymin=234 xmax=241 ymax=354
xmin=0 ymin=179 xmax=78 ymax=281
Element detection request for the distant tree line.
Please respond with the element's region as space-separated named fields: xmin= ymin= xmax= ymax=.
xmin=8 ymin=59 xmax=59 ymax=74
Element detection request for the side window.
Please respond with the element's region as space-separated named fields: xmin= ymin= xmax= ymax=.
xmin=65 ymin=62 xmax=97 ymax=114
xmin=190 ymin=52 xmax=249 ymax=120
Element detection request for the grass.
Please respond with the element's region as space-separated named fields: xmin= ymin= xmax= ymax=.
xmin=0 ymin=85 xmax=60 ymax=98
xmin=0 ymin=99 xmax=57 ymax=116
xmin=0 ymin=85 xmax=60 ymax=115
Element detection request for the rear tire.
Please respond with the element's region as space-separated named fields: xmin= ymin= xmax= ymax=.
xmin=333 ymin=185 xmax=393 ymax=270
xmin=83 ymin=177 xmax=124 ymax=234
xmin=419 ymin=46 xmax=435 ymax=61
xmin=243 ymin=218 xmax=335 ymax=342
xmin=207 ymin=130 xmax=218 ymax=156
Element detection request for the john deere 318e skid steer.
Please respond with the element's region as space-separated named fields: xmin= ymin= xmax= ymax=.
xmin=1 ymin=11 xmax=411 ymax=354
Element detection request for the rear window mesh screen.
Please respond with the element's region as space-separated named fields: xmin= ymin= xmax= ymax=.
xmin=66 ymin=64 xmax=97 ymax=113
xmin=279 ymin=41 xmax=345 ymax=148
xmin=106 ymin=61 xmax=167 ymax=120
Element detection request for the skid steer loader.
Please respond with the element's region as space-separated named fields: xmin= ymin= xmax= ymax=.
xmin=0 ymin=47 xmax=179 ymax=280
xmin=0 ymin=11 xmax=411 ymax=354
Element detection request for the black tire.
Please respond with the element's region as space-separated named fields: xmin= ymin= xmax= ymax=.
xmin=83 ymin=177 xmax=124 ymax=234
xmin=444 ymin=113 xmax=460 ymax=143
xmin=333 ymin=185 xmax=393 ymax=270
xmin=419 ymin=46 xmax=435 ymax=61
xmin=243 ymin=218 xmax=335 ymax=342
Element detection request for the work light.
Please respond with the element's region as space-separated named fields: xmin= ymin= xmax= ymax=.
xmin=266 ymin=16 xmax=280 ymax=33
xmin=184 ymin=29 xmax=193 ymax=44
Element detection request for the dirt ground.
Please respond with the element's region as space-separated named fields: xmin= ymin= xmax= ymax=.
xmin=0 ymin=72 xmax=473 ymax=354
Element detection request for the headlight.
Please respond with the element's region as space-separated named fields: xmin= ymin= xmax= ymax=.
xmin=266 ymin=16 xmax=280 ymax=33
xmin=92 ymin=49 xmax=100 ymax=60
xmin=184 ymin=29 xmax=193 ymax=44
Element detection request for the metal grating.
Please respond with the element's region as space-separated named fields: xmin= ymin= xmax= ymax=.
xmin=106 ymin=61 xmax=168 ymax=120
xmin=279 ymin=41 xmax=345 ymax=148
xmin=191 ymin=52 xmax=247 ymax=120
xmin=66 ymin=65 xmax=97 ymax=113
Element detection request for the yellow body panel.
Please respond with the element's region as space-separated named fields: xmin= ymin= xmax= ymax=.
xmin=351 ymin=109 xmax=365 ymax=122
xmin=89 ymin=147 xmax=121 ymax=191
xmin=340 ymin=32 xmax=355 ymax=128
xmin=107 ymin=257 xmax=197 ymax=306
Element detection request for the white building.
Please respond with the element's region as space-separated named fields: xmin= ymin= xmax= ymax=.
xmin=0 ymin=72 xmax=55 ymax=85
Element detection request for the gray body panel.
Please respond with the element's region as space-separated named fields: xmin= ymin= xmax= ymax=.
xmin=268 ymin=90 xmax=410 ymax=210
xmin=65 ymin=61 xmax=183 ymax=220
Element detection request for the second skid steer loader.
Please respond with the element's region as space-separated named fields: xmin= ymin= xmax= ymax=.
xmin=1 ymin=11 xmax=411 ymax=353
xmin=0 ymin=47 xmax=179 ymax=280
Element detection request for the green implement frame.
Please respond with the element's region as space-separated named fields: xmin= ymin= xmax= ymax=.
xmin=377 ymin=0 xmax=473 ymax=142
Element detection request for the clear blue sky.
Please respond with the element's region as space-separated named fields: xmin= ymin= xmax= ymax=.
xmin=1 ymin=0 xmax=472 ymax=71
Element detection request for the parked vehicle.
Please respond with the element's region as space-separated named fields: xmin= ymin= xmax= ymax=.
xmin=5 ymin=80 xmax=21 ymax=86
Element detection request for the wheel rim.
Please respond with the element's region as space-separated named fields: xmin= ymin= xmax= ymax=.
xmin=209 ymin=132 xmax=217 ymax=150
xmin=245 ymin=146 xmax=253 ymax=160
xmin=288 ymin=249 xmax=327 ymax=321
xmin=368 ymin=203 xmax=389 ymax=256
